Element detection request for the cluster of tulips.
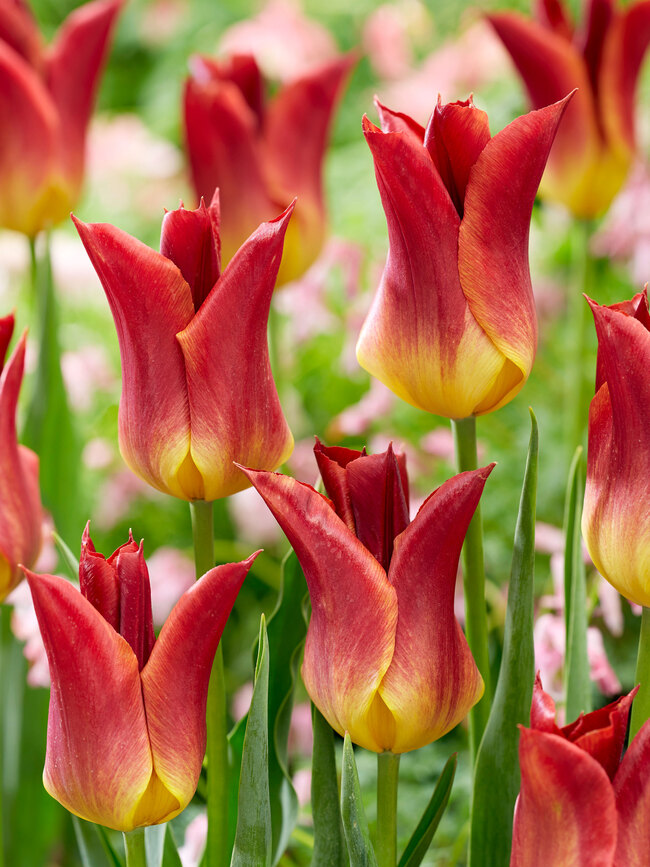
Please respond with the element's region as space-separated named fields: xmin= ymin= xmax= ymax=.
xmin=1 ymin=0 xmax=650 ymax=864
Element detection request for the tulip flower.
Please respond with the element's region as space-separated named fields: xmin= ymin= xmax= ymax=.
xmin=0 ymin=0 xmax=121 ymax=236
xmin=0 ymin=314 xmax=42 ymax=601
xmin=356 ymin=94 xmax=569 ymax=420
xmin=511 ymin=675 xmax=650 ymax=866
xmin=73 ymin=194 xmax=294 ymax=502
xmin=24 ymin=526 xmax=256 ymax=831
xmin=239 ymin=442 xmax=492 ymax=753
xmin=489 ymin=0 xmax=650 ymax=219
xmin=582 ymin=289 xmax=650 ymax=606
xmin=184 ymin=52 xmax=355 ymax=286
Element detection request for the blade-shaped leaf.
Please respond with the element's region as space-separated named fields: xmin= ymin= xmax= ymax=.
xmin=397 ymin=754 xmax=457 ymax=867
xmin=469 ymin=409 xmax=538 ymax=867
xmin=231 ymin=616 xmax=271 ymax=867
xmin=267 ymin=549 xmax=308 ymax=864
xmin=341 ymin=734 xmax=378 ymax=867
xmin=52 ymin=530 xmax=79 ymax=579
xmin=161 ymin=825 xmax=183 ymax=867
xmin=564 ymin=446 xmax=591 ymax=721
xmin=312 ymin=706 xmax=347 ymax=867
xmin=73 ymin=817 xmax=124 ymax=867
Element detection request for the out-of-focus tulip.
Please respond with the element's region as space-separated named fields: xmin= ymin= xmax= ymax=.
xmin=489 ymin=0 xmax=650 ymax=219
xmin=239 ymin=442 xmax=491 ymax=753
xmin=25 ymin=526 xmax=256 ymax=831
xmin=356 ymin=94 xmax=569 ymax=420
xmin=511 ymin=675 xmax=650 ymax=866
xmin=0 ymin=314 xmax=42 ymax=600
xmin=582 ymin=289 xmax=650 ymax=606
xmin=0 ymin=0 xmax=121 ymax=236
xmin=73 ymin=194 xmax=294 ymax=502
xmin=184 ymin=52 xmax=355 ymax=286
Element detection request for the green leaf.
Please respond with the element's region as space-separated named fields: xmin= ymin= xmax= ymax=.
xmin=52 ymin=530 xmax=80 ymax=579
xmin=340 ymin=734 xmax=377 ymax=867
xmin=266 ymin=549 xmax=308 ymax=864
xmin=231 ymin=616 xmax=271 ymax=867
xmin=469 ymin=409 xmax=539 ymax=867
xmin=73 ymin=818 xmax=124 ymax=867
xmin=397 ymin=754 xmax=457 ymax=867
xmin=161 ymin=825 xmax=183 ymax=867
xmin=564 ymin=446 xmax=591 ymax=720
xmin=311 ymin=707 xmax=347 ymax=867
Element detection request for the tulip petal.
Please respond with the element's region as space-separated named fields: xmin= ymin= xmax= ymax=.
xmin=357 ymin=116 xmax=506 ymax=419
xmin=582 ymin=299 xmax=650 ymax=606
xmin=184 ymin=58 xmax=274 ymax=263
xmin=114 ymin=541 xmax=156 ymax=671
xmin=239 ymin=466 xmax=398 ymax=753
xmin=561 ymin=690 xmax=634 ymax=781
xmin=580 ymin=0 xmax=613 ymax=95
xmin=25 ymin=570 xmax=153 ymax=831
xmin=0 ymin=312 xmax=14 ymax=371
xmin=79 ymin=523 xmax=120 ymax=630
xmin=73 ymin=217 xmax=196 ymax=499
xmin=45 ymin=0 xmax=122 ymax=195
xmin=535 ymin=0 xmax=573 ymax=39
xmin=0 ymin=334 xmax=42 ymax=598
xmin=374 ymin=98 xmax=426 ymax=142
xmin=176 ymin=206 xmax=295 ymax=501
xmin=613 ymin=719 xmax=650 ymax=865
xmin=141 ymin=555 xmax=255 ymax=815
xmin=599 ymin=0 xmax=650 ymax=154
xmin=0 ymin=0 xmax=42 ymax=69
xmin=0 ymin=42 xmax=63 ymax=235
xmin=159 ymin=196 xmax=221 ymax=312
xmin=458 ymin=97 xmax=569 ymax=412
xmin=380 ymin=467 xmax=491 ymax=753
xmin=313 ymin=439 xmax=363 ymax=533
xmin=511 ymin=728 xmax=617 ymax=866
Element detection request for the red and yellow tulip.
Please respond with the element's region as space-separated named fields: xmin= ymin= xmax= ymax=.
xmin=240 ymin=442 xmax=490 ymax=753
xmin=0 ymin=314 xmax=42 ymax=600
xmin=73 ymin=195 xmax=294 ymax=502
xmin=356 ymin=95 xmax=569 ymax=420
xmin=25 ymin=527 xmax=256 ymax=831
xmin=0 ymin=0 xmax=121 ymax=236
xmin=184 ymin=53 xmax=355 ymax=286
xmin=489 ymin=0 xmax=650 ymax=218
xmin=511 ymin=675 xmax=650 ymax=866
xmin=582 ymin=289 xmax=650 ymax=606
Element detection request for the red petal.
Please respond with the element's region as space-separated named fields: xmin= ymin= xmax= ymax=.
xmin=160 ymin=197 xmax=221 ymax=312
xmin=114 ymin=540 xmax=156 ymax=671
xmin=561 ymin=690 xmax=635 ymax=780
xmin=45 ymin=0 xmax=122 ymax=195
xmin=0 ymin=312 xmax=14 ymax=371
xmin=535 ymin=0 xmax=573 ymax=38
xmin=379 ymin=467 xmax=492 ymax=753
xmin=374 ymin=98 xmax=426 ymax=143
xmin=0 ymin=0 xmax=42 ymax=69
xmin=176 ymin=206 xmax=295 ymax=501
xmin=73 ymin=217 xmax=196 ymax=499
xmin=313 ymin=439 xmax=362 ymax=532
xmin=579 ymin=0 xmax=614 ymax=97
xmin=25 ymin=570 xmax=152 ymax=831
xmin=239 ymin=466 xmax=397 ymax=753
xmin=511 ymin=728 xmax=617 ymax=866
xmin=529 ymin=673 xmax=560 ymax=732
xmin=79 ymin=522 xmax=120 ymax=631
xmin=141 ymin=554 xmax=255 ymax=804
xmin=613 ymin=718 xmax=650 ymax=864
xmin=458 ymin=97 xmax=570 ymax=411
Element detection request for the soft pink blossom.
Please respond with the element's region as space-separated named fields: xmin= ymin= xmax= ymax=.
xmin=178 ymin=812 xmax=207 ymax=867
xmin=362 ymin=2 xmax=432 ymax=80
xmin=94 ymin=469 xmax=164 ymax=530
xmin=329 ymin=379 xmax=395 ymax=438
xmin=82 ymin=437 xmax=116 ymax=470
xmin=61 ymin=345 xmax=116 ymax=411
xmin=293 ymin=767 xmax=312 ymax=809
xmin=228 ymin=487 xmax=283 ymax=547
xmin=288 ymin=702 xmax=313 ymax=758
xmin=147 ymin=547 xmax=195 ymax=627
xmin=8 ymin=581 xmax=50 ymax=689
xmin=597 ymin=575 xmax=624 ymax=638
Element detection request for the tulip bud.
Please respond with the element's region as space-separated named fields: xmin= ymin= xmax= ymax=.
xmin=357 ymin=94 xmax=569 ymax=420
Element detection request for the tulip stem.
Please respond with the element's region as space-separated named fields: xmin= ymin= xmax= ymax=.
xmin=376 ymin=751 xmax=400 ymax=867
xmin=190 ymin=500 xmax=229 ymax=867
xmin=630 ymin=607 xmax=650 ymax=740
xmin=123 ymin=828 xmax=146 ymax=867
xmin=451 ymin=416 xmax=490 ymax=762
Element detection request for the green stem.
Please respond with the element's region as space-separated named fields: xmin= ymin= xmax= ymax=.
xmin=190 ymin=501 xmax=228 ymax=867
xmin=376 ymin=752 xmax=400 ymax=867
xmin=630 ymin=607 xmax=650 ymax=740
xmin=451 ymin=416 xmax=490 ymax=762
xmin=0 ymin=605 xmax=6 ymax=867
xmin=123 ymin=828 xmax=147 ymax=867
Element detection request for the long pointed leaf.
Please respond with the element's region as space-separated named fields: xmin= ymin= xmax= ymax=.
xmin=231 ymin=616 xmax=271 ymax=867
xmin=564 ymin=446 xmax=591 ymax=720
xmin=312 ymin=706 xmax=347 ymax=867
xmin=397 ymin=754 xmax=457 ymax=867
xmin=73 ymin=817 xmax=123 ymax=867
xmin=469 ymin=409 xmax=539 ymax=867
xmin=341 ymin=734 xmax=378 ymax=867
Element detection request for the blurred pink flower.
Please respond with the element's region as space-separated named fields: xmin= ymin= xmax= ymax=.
xmin=61 ymin=345 xmax=116 ymax=411
xmin=328 ymin=379 xmax=395 ymax=438
xmin=293 ymin=767 xmax=312 ymax=808
xmin=588 ymin=628 xmax=622 ymax=697
xmin=286 ymin=438 xmax=322 ymax=486
xmin=288 ymin=702 xmax=313 ymax=758
xmin=362 ymin=1 xmax=432 ymax=80
xmin=597 ymin=575 xmax=624 ymax=638
xmin=231 ymin=681 xmax=254 ymax=722
xmin=82 ymin=437 xmax=116 ymax=470
xmin=9 ymin=580 xmax=50 ymax=688
xmin=592 ymin=161 xmax=650 ymax=285
xmin=147 ymin=547 xmax=195 ymax=627
xmin=139 ymin=0 xmax=187 ymax=45
xmin=228 ymin=487 xmax=283 ymax=547
xmin=219 ymin=0 xmax=338 ymax=82
xmin=178 ymin=812 xmax=207 ymax=867
xmin=94 ymin=469 xmax=164 ymax=530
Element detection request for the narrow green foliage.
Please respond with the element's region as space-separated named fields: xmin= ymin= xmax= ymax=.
xmin=341 ymin=735 xmax=378 ymax=867
xmin=231 ymin=617 xmax=271 ymax=867
xmin=469 ymin=410 xmax=539 ymax=867
xmin=73 ymin=818 xmax=123 ymax=867
xmin=144 ymin=824 xmax=182 ymax=867
xmin=52 ymin=530 xmax=79 ymax=578
xmin=397 ymin=754 xmax=457 ymax=867
xmin=630 ymin=608 xmax=650 ymax=738
xmin=564 ymin=447 xmax=591 ymax=720
xmin=311 ymin=707 xmax=347 ymax=867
